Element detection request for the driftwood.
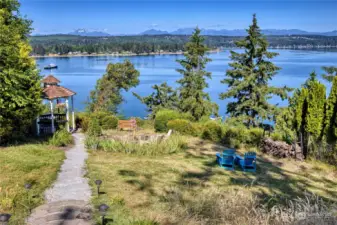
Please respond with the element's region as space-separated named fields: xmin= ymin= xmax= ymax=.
xmin=261 ymin=138 xmax=304 ymax=160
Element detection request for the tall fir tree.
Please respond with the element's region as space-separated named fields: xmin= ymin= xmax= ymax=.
xmin=324 ymin=76 xmax=337 ymax=143
xmin=0 ymin=0 xmax=42 ymax=142
xmin=293 ymin=72 xmax=326 ymax=158
xmin=176 ymin=27 xmax=218 ymax=121
xmin=220 ymin=14 xmax=290 ymax=127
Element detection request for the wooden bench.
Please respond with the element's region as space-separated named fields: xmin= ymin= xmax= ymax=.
xmin=117 ymin=119 xmax=137 ymax=131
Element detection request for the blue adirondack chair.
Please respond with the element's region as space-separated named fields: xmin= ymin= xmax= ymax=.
xmin=237 ymin=152 xmax=257 ymax=172
xmin=223 ymin=148 xmax=236 ymax=155
xmin=216 ymin=149 xmax=236 ymax=170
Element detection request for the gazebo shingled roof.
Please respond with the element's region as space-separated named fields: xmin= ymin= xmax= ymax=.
xmin=41 ymin=75 xmax=60 ymax=84
xmin=43 ymin=85 xmax=76 ymax=100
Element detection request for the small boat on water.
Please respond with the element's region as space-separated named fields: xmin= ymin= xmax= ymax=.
xmin=44 ymin=63 xmax=58 ymax=70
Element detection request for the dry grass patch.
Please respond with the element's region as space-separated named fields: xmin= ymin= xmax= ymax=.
xmin=0 ymin=144 xmax=65 ymax=225
xmin=87 ymin=136 xmax=337 ymax=224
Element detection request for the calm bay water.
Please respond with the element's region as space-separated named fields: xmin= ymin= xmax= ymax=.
xmin=35 ymin=50 xmax=337 ymax=118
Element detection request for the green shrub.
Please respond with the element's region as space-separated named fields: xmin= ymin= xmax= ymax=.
xmin=247 ymin=128 xmax=264 ymax=146
xmin=154 ymin=109 xmax=192 ymax=132
xmin=49 ymin=128 xmax=73 ymax=147
xmin=85 ymin=136 xmax=100 ymax=150
xmin=87 ymin=118 xmax=102 ymax=137
xmin=271 ymin=132 xmax=283 ymax=142
xmin=135 ymin=117 xmax=145 ymax=127
xmin=202 ymin=121 xmax=224 ymax=142
xmin=92 ymin=111 xmax=111 ymax=122
xmin=223 ymin=126 xmax=264 ymax=148
xmin=167 ymin=119 xmax=200 ymax=136
xmin=75 ymin=112 xmax=90 ymax=132
xmin=81 ymin=111 xmax=119 ymax=132
xmin=101 ymin=115 xmax=118 ymax=130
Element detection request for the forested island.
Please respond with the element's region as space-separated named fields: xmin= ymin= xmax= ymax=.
xmin=30 ymin=34 xmax=337 ymax=56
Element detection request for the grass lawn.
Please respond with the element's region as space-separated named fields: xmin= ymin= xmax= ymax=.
xmin=0 ymin=144 xmax=65 ymax=225
xmin=87 ymin=135 xmax=337 ymax=225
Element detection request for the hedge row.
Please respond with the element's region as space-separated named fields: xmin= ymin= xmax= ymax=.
xmin=154 ymin=109 xmax=265 ymax=147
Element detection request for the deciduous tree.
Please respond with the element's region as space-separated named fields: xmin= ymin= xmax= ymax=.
xmin=0 ymin=0 xmax=42 ymax=142
xmin=89 ymin=60 xmax=140 ymax=113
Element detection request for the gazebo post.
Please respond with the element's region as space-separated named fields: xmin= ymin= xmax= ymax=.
xmin=50 ymin=100 xmax=55 ymax=133
xmin=65 ymin=97 xmax=70 ymax=132
xmin=71 ymin=95 xmax=75 ymax=131
xmin=36 ymin=117 xmax=40 ymax=136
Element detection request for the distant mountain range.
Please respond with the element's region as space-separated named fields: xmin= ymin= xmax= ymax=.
xmin=35 ymin=28 xmax=337 ymax=37
xmin=141 ymin=28 xmax=337 ymax=36
xmin=68 ymin=29 xmax=111 ymax=37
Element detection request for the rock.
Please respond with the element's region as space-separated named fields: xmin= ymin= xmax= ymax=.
xmin=261 ymin=138 xmax=304 ymax=160
xmin=76 ymin=212 xmax=92 ymax=220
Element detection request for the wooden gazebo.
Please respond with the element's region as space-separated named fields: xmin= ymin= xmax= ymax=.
xmin=37 ymin=75 xmax=76 ymax=135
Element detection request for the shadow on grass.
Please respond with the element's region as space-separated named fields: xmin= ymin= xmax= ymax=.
xmin=119 ymin=169 xmax=156 ymax=196
xmin=182 ymin=148 xmax=337 ymax=206
xmin=119 ymin=169 xmax=138 ymax=177
xmin=1 ymin=135 xmax=52 ymax=147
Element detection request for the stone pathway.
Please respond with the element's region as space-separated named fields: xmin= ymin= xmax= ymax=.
xmin=27 ymin=133 xmax=92 ymax=225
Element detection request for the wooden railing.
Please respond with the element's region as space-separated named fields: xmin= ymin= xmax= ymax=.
xmin=39 ymin=113 xmax=67 ymax=123
xmin=38 ymin=113 xmax=67 ymax=135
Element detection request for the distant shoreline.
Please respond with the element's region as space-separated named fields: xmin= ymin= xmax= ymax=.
xmin=31 ymin=49 xmax=221 ymax=58
xmin=31 ymin=47 xmax=337 ymax=59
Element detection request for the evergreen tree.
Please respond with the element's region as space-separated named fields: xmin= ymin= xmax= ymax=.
xmin=274 ymin=106 xmax=296 ymax=143
xmin=324 ymin=76 xmax=337 ymax=143
xmin=176 ymin=27 xmax=218 ymax=121
xmin=0 ymin=0 xmax=42 ymax=142
xmin=293 ymin=72 xmax=326 ymax=158
xmin=133 ymin=82 xmax=178 ymax=116
xmin=305 ymin=73 xmax=326 ymax=139
xmin=322 ymin=66 xmax=337 ymax=83
xmin=220 ymin=14 xmax=290 ymax=127
xmin=89 ymin=60 xmax=140 ymax=113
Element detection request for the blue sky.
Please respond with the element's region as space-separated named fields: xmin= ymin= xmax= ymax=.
xmin=20 ymin=0 xmax=337 ymax=35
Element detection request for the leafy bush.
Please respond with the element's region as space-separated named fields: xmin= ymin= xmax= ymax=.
xmin=88 ymin=135 xmax=187 ymax=156
xmin=87 ymin=118 xmax=102 ymax=137
xmin=80 ymin=111 xmax=119 ymax=133
xmin=154 ymin=109 xmax=192 ymax=132
xmin=49 ymin=128 xmax=73 ymax=147
xmin=167 ymin=119 xmax=200 ymax=136
xmin=85 ymin=135 xmax=100 ymax=150
xmin=270 ymin=132 xmax=283 ymax=142
xmin=247 ymin=128 xmax=264 ymax=146
xmin=202 ymin=121 xmax=224 ymax=142
xmin=223 ymin=126 xmax=264 ymax=148
xmin=135 ymin=117 xmax=145 ymax=127
xmin=101 ymin=115 xmax=118 ymax=130
xmin=75 ymin=112 xmax=90 ymax=132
